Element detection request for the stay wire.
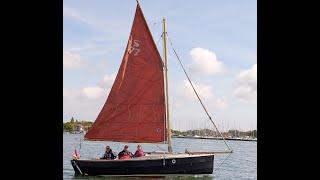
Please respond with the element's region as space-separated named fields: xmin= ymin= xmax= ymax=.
xmin=166 ymin=34 xmax=232 ymax=152
xmin=213 ymin=152 xmax=233 ymax=175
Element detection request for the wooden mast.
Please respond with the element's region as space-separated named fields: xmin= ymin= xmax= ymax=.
xmin=162 ymin=18 xmax=172 ymax=153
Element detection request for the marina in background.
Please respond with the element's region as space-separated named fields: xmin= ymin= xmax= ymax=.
xmin=63 ymin=118 xmax=257 ymax=141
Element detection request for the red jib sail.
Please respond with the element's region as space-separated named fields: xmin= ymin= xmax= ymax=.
xmin=84 ymin=4 xmax=166 ymax=143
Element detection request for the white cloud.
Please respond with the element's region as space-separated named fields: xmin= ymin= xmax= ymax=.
xmin=182 ymin=80 xmax=214 ymax=100
xmin=63 ymin=72 xmax=117 ymax=121
xmin=238 ymin=64 xmax=257 ymax=86
xmin=98 ymin=74 xmax=116 ymax=89
xmin=63 ymin=88 xmax=83 ymax=101
xmin=63 ymin=51 xmax=84 ymax=68
xmin=214 ymin=97 xmax=228 ymax=109
xmin=63 ymin=4 xmax=89 ymax=24
xmin=189 ymin=48 xmax=225 ymax=75
xmin=63 ymin=4 xmax=129 ymax=37
xmin=82 ymin=87 xmax=105 ymax=100
xmin=63 ymin=87 xmax=105 ymax=101
xmin=63 ymin=72 xmax=116 ymax=103
xmin=233 ymin=64 xmax=257 ymax=103
xmin=180 ymin=80 xmax=228 ymax=109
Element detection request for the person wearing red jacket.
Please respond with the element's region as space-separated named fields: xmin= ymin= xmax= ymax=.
xmin=134 ymin=144 xmax=145 ymax=157
xmin=118 ymin=145 xmax=133 ymax=160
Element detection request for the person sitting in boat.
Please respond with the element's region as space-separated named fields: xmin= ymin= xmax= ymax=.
xmin=118 ymin=145 xmax=133 ymax=160
xmin=133 ymin=144 xmax=145 ymax=157
xmin=100 ymin=145 xmax=117 ymax=160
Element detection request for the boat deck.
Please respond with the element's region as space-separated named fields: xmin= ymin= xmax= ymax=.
xmin=81 ymin=151 xmax=225 ymax=162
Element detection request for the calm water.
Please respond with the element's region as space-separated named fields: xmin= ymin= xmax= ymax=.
xmin=63 ymin=134 xmax=256 ymax=179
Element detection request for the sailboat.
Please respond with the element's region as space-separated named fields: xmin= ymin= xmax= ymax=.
xmin=71 ymin=1 xmax=232 ymax=176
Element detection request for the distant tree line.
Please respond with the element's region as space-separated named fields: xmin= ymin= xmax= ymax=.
xmin=63 ymin=117 xmax=257 ymax=138
xmin=63 ymin=117 xmax=93 ymax=132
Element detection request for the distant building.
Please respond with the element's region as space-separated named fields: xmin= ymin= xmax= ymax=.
xmin=76 ymin=123 xmax=85 ymax=133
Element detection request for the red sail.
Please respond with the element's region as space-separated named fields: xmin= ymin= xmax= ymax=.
xmin=84 ymin=4 xmax=166 ymax=143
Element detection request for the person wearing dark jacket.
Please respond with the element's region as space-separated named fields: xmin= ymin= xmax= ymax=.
xmin=118 ymin=145 xmax=133 ymax=159
xmin=100 ymin=145 xmax=117 ymax=160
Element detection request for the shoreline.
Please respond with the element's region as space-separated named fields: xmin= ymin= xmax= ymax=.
xmin=172 ymin=136 xmax=257 ymax=142
xmin=63 ymin=132 xmax=257 ymax=142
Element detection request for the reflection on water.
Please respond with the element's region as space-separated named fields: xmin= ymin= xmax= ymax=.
xmin=64 ymin=134 xmax=256 ymax=180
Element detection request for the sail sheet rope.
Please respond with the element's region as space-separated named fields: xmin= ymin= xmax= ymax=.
xmin=166 ymin=34 xmax=232 ymax=152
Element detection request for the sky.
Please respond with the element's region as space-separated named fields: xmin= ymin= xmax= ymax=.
xmin=63 ymin=0 xmax=257 ymax=131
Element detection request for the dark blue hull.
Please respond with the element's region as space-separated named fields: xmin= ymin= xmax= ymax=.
xmin=71 ymin=154 xmax=214 ymax=176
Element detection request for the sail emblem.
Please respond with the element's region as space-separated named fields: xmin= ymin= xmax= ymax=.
xmin=128 ymin=39 xmax=141 ymax=56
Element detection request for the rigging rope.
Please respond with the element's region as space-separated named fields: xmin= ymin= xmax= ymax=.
xmin=156 ymin=32 xmax=163 ymax=48
xmin=167 ymin=34 xmax=232 ymax=152
xmin=212 ymin=152 xmax=232 ymax=175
